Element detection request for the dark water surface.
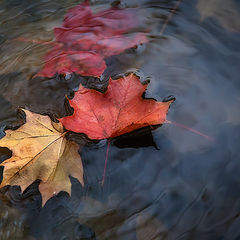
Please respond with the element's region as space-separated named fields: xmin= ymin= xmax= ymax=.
xmin=0 ymin=0 xmax=240 ymax=239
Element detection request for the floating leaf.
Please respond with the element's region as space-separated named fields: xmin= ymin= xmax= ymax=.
xmin=60 ymin=73 xmax=174 ymax=139
xmin=0 ymin=109 xmax=83 ymax=206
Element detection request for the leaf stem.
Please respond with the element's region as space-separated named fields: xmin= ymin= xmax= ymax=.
xmin=13 ymin=37 xmax=58 ymax=46
xmin=159 ymin=0 xmax=183 ymax=36
xmin=101 ymin=140 xmax=110 ymax=185
xmin=166 ymin=120 xmax=214 ymax=141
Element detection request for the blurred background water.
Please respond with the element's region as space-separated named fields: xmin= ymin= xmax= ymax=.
xmin=0 ymin=0 xmax=240 ymax=239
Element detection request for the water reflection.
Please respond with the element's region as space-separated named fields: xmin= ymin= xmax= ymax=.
xmin=0 ymin=0 xmax=240 ymax=239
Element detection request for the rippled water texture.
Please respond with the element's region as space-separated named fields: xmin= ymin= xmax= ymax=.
xmin=0 ymin=0 xmax=240 ymax=239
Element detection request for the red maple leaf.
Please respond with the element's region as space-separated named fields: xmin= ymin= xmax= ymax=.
xmin=59 ymin=74 xmax=174 ymax=140
xmin=37 ymin=45 xmax=107 ymax=77
xmin=36 ymin=1 xmax=148 ymax=78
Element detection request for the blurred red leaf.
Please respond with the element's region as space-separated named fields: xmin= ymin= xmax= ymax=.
xmin=37 ymin=1 xmax=148 ymax=78
xmin=59 ymin=74 xmax=174 ymax=140
xmin=38 ymin=45 xmax=106 ymax=77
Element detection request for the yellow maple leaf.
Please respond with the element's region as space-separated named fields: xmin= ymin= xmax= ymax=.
xmin=0 ymin=109 xmax=83 ymax=206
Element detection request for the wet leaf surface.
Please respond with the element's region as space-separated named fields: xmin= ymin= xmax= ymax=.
xmin=37 ymin=1 xmax=148 ymax=78
xmin=60 ymin=73 xmax=174 ymax=139
xmin=0 ymin=0 xmax=240 ymax=239
xmin=0 ymin=109 xmax=83 ymax=205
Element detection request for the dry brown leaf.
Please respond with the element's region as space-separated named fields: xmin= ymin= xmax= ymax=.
xmin=197 ymin=0 xmax=240 ymax=32
xmin=0 ymin=109 xmax=83 ymax=206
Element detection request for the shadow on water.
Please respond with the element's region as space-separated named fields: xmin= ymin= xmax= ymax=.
xmin=0 ymin=0 xmax=240 ymax=239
